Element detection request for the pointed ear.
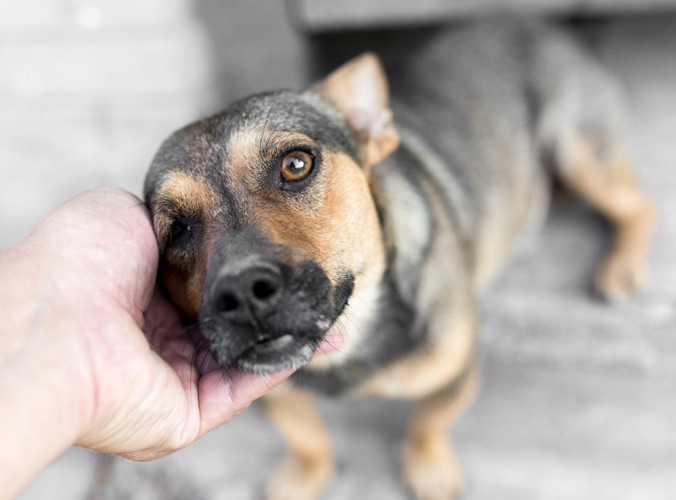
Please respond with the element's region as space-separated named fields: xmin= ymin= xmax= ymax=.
xmin=312 ymin=53 xmax=400 ymax=168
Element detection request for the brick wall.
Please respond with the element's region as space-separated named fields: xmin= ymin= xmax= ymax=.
xmin=0 ymin=0 xmax=219 ymax=249
xmin=0 ymin=0 xmax=307 ymax=250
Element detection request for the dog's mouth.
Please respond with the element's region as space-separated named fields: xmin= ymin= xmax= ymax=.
xmin=234 ymin=334 xmax=319 ymax=374
xmin=202 ymin=313 xmax=347 ymax=375
xmin=201 ymin=302 xmax=350 ymax=375
xmin=237 ymin=326 xmax=346 ymax=372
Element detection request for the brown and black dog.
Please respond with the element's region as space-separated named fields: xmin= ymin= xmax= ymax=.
xmin=144 ymin=20 xmax=656 ymax=500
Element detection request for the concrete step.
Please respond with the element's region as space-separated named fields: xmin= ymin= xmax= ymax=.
xmin=481 ymin=201 xmax=676 ymax=376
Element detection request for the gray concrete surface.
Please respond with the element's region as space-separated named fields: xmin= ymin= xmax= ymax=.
xmin=4 ymin=6 xmax=676 ymax=500
xmin=290 ymin=0 xmax=676 ymax=31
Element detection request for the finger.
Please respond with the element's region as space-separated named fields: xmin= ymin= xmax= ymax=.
xmin=197 ymin=368 xmax=294 ymax=435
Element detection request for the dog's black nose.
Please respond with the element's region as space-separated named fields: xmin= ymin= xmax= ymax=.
xmin=211 ymin=263 xmax=283 ymax=323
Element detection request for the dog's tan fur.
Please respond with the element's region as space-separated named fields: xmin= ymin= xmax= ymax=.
xmin=556 ymin=137 xmax=658 ymax=300
xmin=262 ymin=386 xmax=336 ymax=500
xmin=404 ymin=364 xmax=480 ymax=500
xmin=357 ymin=311 xmax=476 ymax=399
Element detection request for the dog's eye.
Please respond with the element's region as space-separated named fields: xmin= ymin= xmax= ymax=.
xmin=280 ymin=150 xmax=314 ymax=182
xmin=167 ymin=218 xmax=191 ymax=247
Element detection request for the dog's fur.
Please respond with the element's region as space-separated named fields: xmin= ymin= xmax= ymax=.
xmin=144 ymin=20 xmax=656 ymax=500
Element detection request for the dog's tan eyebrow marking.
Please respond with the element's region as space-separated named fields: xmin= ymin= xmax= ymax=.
xmin=155 ymin=171 xmax=216 ymax=214
xmin=152 ymin=171 xmax=220 ymax=243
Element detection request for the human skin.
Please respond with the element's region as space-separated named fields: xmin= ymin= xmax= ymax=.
xmin=0 ymin=187 xmax=291 ymax=497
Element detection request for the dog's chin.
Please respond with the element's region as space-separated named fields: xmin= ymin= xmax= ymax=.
xmin=232 ymin=335 xmax=320 ymax=375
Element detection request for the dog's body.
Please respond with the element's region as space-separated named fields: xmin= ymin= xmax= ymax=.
xmin=145 ymin=20 xmax=656 ymax=500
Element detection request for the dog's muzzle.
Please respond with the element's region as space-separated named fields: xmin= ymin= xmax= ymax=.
xmin=198 ymin=233 xmax=345 ymax=374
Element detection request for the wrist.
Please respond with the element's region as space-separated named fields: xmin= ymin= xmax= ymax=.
xmin=0 ymin=247 xmax=92 ymax=497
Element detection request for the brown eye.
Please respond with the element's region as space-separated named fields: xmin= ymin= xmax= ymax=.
xmin=280 ymin=150 xmax=314 ymax=182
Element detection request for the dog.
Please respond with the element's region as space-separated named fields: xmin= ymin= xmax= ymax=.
xmin=144 ymin=19 xmax=657 ymax=500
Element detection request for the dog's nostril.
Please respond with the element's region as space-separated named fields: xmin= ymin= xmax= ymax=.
xmin=218 ymin=292 xmax=240 ymax=312
xmin=210 ymin=264 xmax=282 ymax=318
xmin=252 ymin=279 xmax=279 ymax=301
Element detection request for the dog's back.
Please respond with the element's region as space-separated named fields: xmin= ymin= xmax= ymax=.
xmin=375 ymin=20 xmax=627 ymax=290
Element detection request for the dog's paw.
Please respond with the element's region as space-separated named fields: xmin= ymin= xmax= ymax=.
xmin=265 ymin=456 xmax=335 ymax=500
xmin=594 ymin=253 xmax=646 ymax=302
xmin=403 ymin=440 xmax=464 ymax=500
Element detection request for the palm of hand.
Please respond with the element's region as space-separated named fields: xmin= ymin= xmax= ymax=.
xmin=16 ymin=188 xmax=288 ymax=459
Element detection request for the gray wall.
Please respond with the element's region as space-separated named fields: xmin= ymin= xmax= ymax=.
xmin=0 ymin=0 xmax=307 ymax=250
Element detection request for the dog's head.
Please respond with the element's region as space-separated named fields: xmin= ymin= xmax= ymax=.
xmin=144 ymin=54 xmax=399 ymax=374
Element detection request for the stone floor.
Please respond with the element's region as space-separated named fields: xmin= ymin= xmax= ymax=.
xmin=8 ymin=13 xmax=676 ymax=500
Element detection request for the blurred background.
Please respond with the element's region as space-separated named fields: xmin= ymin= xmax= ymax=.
xmin=2 ymin=0 xmax=676 ymax=499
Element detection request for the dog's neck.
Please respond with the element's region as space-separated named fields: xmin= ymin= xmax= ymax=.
xmin=306 ymin=283 xmax=382 ymax=371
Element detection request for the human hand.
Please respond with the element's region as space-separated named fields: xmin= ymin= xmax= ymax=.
xmin=0 ymin=188 xmax=292 ymax=495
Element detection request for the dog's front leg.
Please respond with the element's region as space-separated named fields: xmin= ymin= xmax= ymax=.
xmin=261 ymin=385 xmax=334 ymax=500
xmin=404 ymin=363 xmax=479 ymax=500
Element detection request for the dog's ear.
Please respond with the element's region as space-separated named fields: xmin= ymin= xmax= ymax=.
xmin=312 ymin=53 xmax=400 ymax=168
